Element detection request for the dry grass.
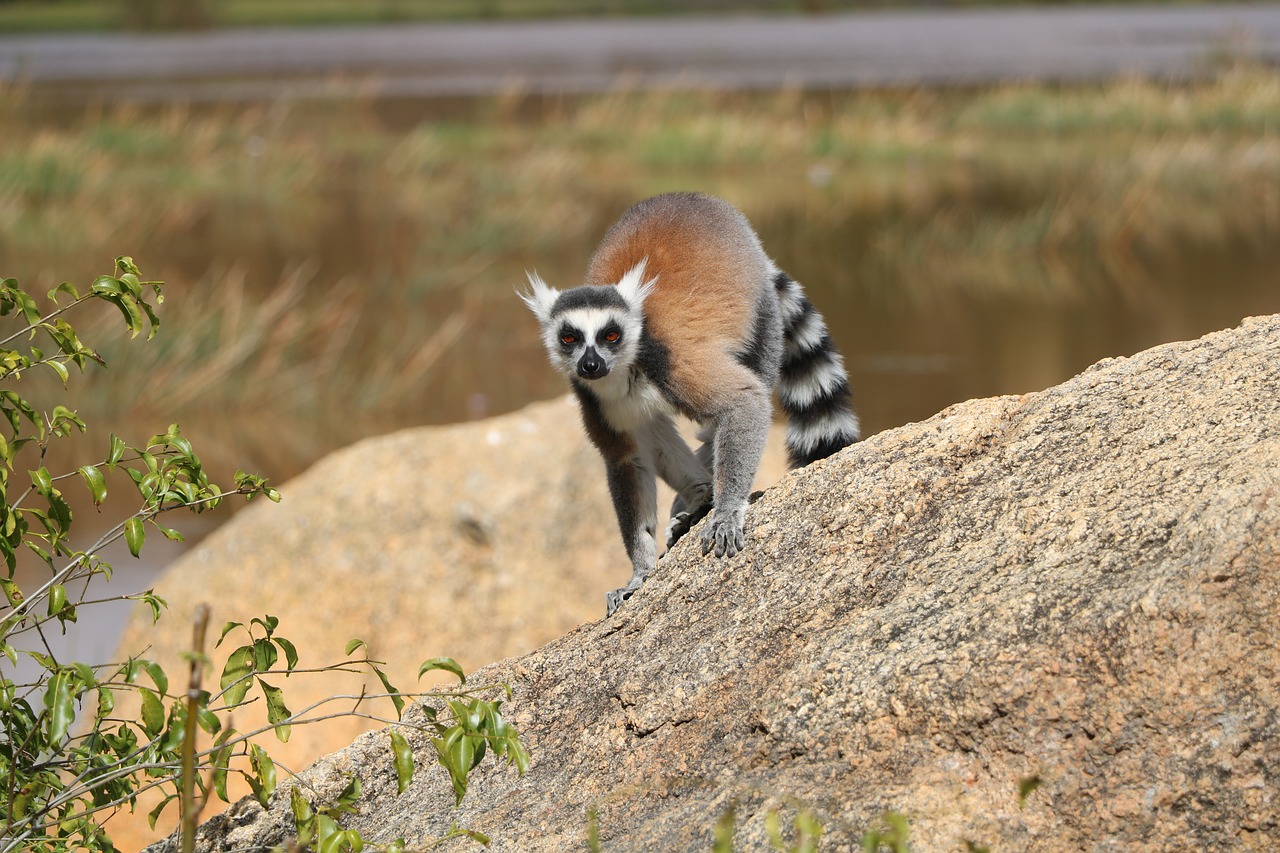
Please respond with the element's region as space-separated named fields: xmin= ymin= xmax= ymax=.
xmin=1 ymin=68 xmax=1278 ymax=480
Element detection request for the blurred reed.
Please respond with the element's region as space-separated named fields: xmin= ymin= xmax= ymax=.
xmin=1 ymin=67 xmax=1277 ymax=482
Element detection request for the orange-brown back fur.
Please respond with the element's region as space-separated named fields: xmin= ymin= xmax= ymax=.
xmin=584 ymin=193 xmax=771 ymax=416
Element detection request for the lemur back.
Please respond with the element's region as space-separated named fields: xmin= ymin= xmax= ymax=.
xmin=584 ymin=193 xmax=779 ymax=415
xmin=520 ymin=192 xmax=859 ymax=615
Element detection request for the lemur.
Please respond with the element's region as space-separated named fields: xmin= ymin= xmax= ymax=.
xmin=520 ymin=192 xmax=859 ymax=615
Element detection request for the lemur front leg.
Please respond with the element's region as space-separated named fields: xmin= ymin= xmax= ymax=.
xmin=703 ymin=384 xmax=771 ymax=558
xmin=658 ymin=420 xmax=714 ymax=549
xmin=603 ymin=454 xmax=659 ymax=616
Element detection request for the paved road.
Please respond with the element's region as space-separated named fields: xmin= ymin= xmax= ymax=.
xmin=3 ymin=4 xmax=1279 ymax=101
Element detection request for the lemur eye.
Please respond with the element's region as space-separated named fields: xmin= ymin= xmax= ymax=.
xmin=560 ymin=332 xmax=577 ymax=345
xmin=603 ymin=330 xmax=620 ymax=343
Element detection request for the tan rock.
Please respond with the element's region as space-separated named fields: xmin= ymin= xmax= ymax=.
xmin=154 ymin=315 xmax=1279 ymax=851
xmin=114 ymin=397 xmax=789 ymax=848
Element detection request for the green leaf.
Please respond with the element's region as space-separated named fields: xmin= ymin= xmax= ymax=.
xmin=291 ymin=786 xmax=316 ymax=846
xmin=220 ymin=645 xmax=255 ymax=706
xmin=210 ymin=731 xmax=235 ymax=802
xmin=329 ymin=775 xmax=362 ymax=815
xmin=48 ymin=280 xmax=80 ymax=302
xmin=148 ymin=793 xmax=177 ymax=830
xmin=468 ymin=733 xmax=487 ymax=769
xmin=47 ymin=583 xmax=66 ymax=616
xmin=11 ymin=286 xmax=40 ymax=326
xmin=431 ymin=733 xmax=469 ymax=806
xmin=116 ymin=255 xmax=141 ymax=277
xmin=139 ymin=298 xmax=162 ymax=340
xmin=345 ymin=638 xmax=367 ymax=656
xmin=47 ymin=491 xmax=72 ymax=534
xmin=251 ymin=614 xmax=280 ymax=635
xmin=51 ymin=407 xmax=87 ymax=437
xmin=106 ymin=433 xmax=126 ymax=470
xmin=418 ymin=656 xmax=466 ymax=684
xmin=443 ymin=728 xmax=475 ymax=799
xmin=0 ymin=577 xmax=23 ymax=607
xmin=44 ymin=668 xmax=75 ymax=746
xmin=1018 ymin=774 xmax=1043 ymax=808
xmin=248 ymin=743 xmax=277 ymax=806
xmin=142 ymin=658 xmax=169 ymax=694
xmin=78 ymin=465 xmax=107 ymax=506
xmin=713 ymin=801 xmax=737 ymax=853
xmin=196 ymin=703 xmax=221 ymax=735
xmin=97 ymin=685 xmax=115 ymax=719
xmin=508 ymin=738 xmax=530 ymax=775
xmin=125 ymin=516 xmax=145 ymax=557
xmin=139 ymin=688 xmax=165 ymax=737
xmin=373 ymin=665 xmax=404 ymax=719
xmin=389 ymin=729 xmax=414 ymax=794
xmin=259 ymin=679 xmax=292 ymax=743
xmin=317 ymin=817 xmax=367 ymax=853
xmin=47 ymin=359 xmax=69 ymax=384
xmin=111 ymin=292 xmax=147 ymax=337
xmin=314 ymin=815 xmax=340 ymax=851
xmin=155 ymin=522 xmax=184 ymax=542
xmin=275 ymin=635 xmax=299 ymax=671
xmin=91 ymin=274 xmax=123 ymax=296
xmin=30 ymin=466 xmax=53 ymax=496
xmin=135 ymin=590 xmax=166 ymax=622
xmin=251 ymin=637 xmax=278 ymax=672
xmin=217 ymin=620 xmax=244 ymax=645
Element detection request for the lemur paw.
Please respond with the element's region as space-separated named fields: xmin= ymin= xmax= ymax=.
xmin=605 ymin=576 xmax=646 ymax=616
xmin=605 ymin=587 xmax=630 ymax=616
xmin=665 ymin=503 xmax=712 ymax=549
xmin=701 ymin=509 xmax=745 ymax=558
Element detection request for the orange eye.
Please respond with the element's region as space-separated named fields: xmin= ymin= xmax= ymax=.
xmin=561 ymin=333 xmax=576 ymax=345
xmin=604 ymin=330 xmax=620 ymax=343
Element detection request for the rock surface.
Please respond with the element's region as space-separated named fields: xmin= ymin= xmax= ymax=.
xmin=115 ymin=396 xmax=790 ymax=848
xmin=157 ymin=315 xmax=1279 ymax=851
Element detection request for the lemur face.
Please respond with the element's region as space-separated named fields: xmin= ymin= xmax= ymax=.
xmin=519 ymin=260 xmax=656 ymax=384
xmin=552 ymin=307 xmax=630 ymax=380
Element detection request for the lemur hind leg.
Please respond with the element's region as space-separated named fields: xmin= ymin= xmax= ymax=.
xmin=665 ymin=422 xmax=715 ymax=549
xmin=603 ymin=450 xmax=660 ymax=616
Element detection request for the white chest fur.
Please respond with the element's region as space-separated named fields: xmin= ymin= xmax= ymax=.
xmin=588 ymin=367 xmax=674 ymax=433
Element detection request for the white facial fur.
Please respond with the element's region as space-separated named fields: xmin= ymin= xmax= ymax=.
xmin=519 ymin=261 xmax=657 ymax=383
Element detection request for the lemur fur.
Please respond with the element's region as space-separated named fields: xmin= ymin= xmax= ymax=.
xmin=520 ymin=192 xmax=859 ymax=615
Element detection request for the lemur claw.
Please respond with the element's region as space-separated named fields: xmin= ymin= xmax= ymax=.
xmin=701 ymin=511 xmax=745 ymax=558
xmin=665 ymin=503 xmax=712 ymax=549
xmin=605 ymin=582 xmax=642 ymax=616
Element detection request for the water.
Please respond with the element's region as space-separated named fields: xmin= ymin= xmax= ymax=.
xmin=3 ymin=89 xmax=1279 ymax=680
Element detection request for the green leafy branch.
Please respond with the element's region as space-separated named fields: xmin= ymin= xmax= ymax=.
xmin=0 ymin=261 xmax=525 ymax=853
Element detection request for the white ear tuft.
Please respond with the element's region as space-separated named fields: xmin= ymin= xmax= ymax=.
xmin=518 ymin=271 xmax=559 ymax=322
xmin=615 ymin=258 xmax=658 ymax=309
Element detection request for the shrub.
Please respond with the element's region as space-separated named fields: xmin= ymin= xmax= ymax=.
xmin=0 ymin=260 xmax=525 ymax=852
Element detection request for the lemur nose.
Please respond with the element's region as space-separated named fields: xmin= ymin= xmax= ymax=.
xmin=578 ymin=348 xmax=606 ymax=379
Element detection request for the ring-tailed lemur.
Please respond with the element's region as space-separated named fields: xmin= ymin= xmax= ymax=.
xmin=520 ymin=192 xmax=859 ymax=615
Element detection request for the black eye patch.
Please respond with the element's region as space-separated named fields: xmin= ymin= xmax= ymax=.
xmin=598 ymin=323 xmax=623 ymax=346
xmin=558 ymin=325 xmax=583 ymax=347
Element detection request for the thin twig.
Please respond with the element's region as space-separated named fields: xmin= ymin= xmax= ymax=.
xmin=180 ymin=604 xmax=210 ymax=853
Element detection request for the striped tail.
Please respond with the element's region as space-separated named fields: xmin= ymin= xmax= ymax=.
xmin=773 ymin=270 xmax=861 ymax=468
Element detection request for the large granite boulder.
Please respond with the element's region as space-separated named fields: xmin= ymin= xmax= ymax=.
xmin=156 ymin=315 xmax=1279 ymax=851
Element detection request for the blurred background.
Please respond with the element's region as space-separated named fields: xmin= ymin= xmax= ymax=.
xmin=1 ymin=0 xmax=1278 ymax=657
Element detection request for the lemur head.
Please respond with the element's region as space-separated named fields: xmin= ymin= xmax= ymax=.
xmin=519 ymin=260 xmax=656 ymax=383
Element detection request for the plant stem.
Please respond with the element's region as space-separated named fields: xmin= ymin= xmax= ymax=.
xmin=180 ymin=603 xmax=210 ymax=853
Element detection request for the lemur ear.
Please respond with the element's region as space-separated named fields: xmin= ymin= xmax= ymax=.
xmin=616 ymin=258 xmax=658 ymax=310
xmin=518 ymin=272 xmax=559 ymax=322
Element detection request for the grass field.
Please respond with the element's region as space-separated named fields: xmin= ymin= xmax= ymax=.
xmin=0 ymin=0 xmax=1243 ymax=33
xmin=2 ymin=68 xmax=1278 ymax=482
xmin=1 ymin=0 xmax=926 ymax=33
